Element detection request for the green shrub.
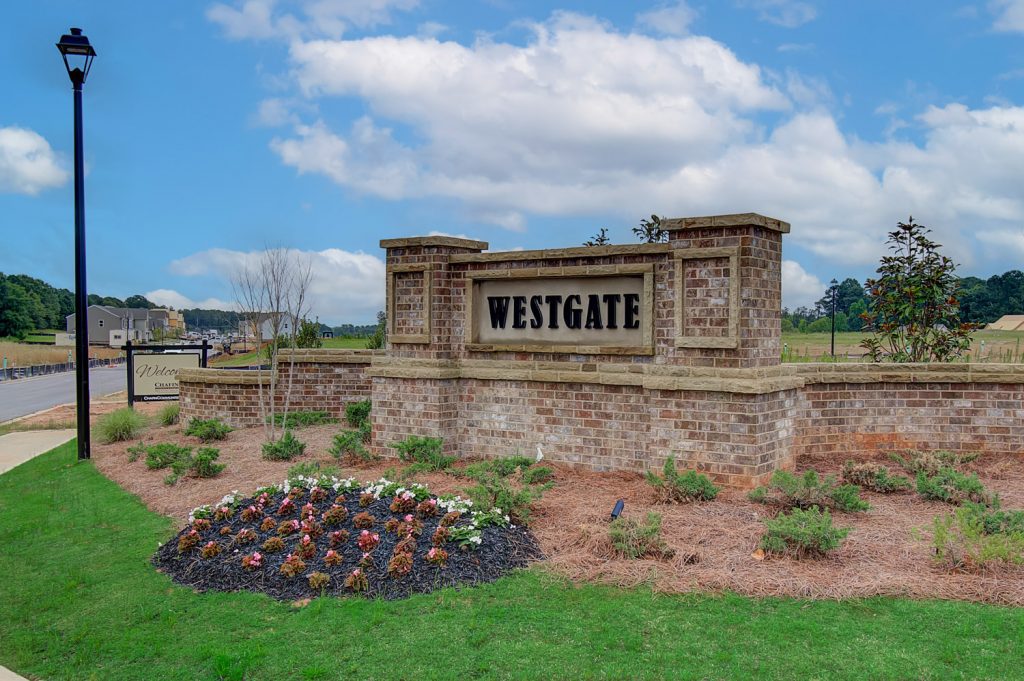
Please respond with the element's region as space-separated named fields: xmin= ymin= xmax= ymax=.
xmin=287 ymin=461 xmax=341 ymax=482
xmin=748 ymin=470 xmax=869 ymax=513
xmin=391 ymin=435 xmax=454 ymax=471
xmin=460 ymin=456 xmax=534 ymax=482
xmin=330 ymin=429 xmax=373 ymax=463
xmin=608 ymin=513 xmax=674 ymax=559
xmin=94 ymin=408 xmax=148 ymax=444
xmin=191 ymin=447 xmax=226 ymax=478
xmin=144 ymin=443 xmax=192 ymax=470
xmin=262 ymin=430 xmax=306 ymax=461
xmin=157 ymin=404 xmax=180 ymax=427
xmin=891 ymin=450 xmax=979 ymax=476
xmin=966 ymin=501 xmax=1024 ymax=535
xmin=345 ymin=400 xmax=372 ymax=429
xmin=841 ymin=461 xmax=911 ymax=493
xmin=645 ymin=457 xmax=719 ymax=503
xmin=915 ymin=467 xmax=993 ymax=506
xmin=467 ymin=476 xmax=551 ymax=525
xmin=760 ymin=506 xmax=850 ymax=558
xmin=933 ymin=504 xmax=1024 ymax=570
xmin=268 ymin=411 xmax=337 ymax=429
xmin=126 ymin=441 xmax=146 ymax=463
xmin=521 ymin=465 xmax=554 ymax=485
xmin=184 ymin=417 xmax=232 ymax=443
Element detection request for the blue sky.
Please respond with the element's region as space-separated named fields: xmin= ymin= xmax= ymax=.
xmin=3 ymin=0 xmax=1024 ymax=324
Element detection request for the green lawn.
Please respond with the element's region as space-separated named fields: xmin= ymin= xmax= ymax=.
xmin=1 ymin=443 xmax=1023 ymax=679
xmin=782 ymin=329 xmax=1024 ymax=362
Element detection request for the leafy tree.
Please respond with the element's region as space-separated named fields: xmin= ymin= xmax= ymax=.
xmin=583 ymin=228 xmax=611 ymax=246
xmin=365 ymin=310 xmax=387 ymax=349
xmin=0 ymin=276 xmax=34 ymax=338
xmin=295 ymin=319 xmax=323 ymax=349
xmin=847 ymin=299 xmax=867 ymax=331
xmin=815 ymin=277 xmax=866 ymax=318
xmin=633 ymin=214 xmax=667 ymax=243
xmin=861 ymin=217 xmax=977 ymax=362
xmin=124 ymin=294 xmax=156 ymax=309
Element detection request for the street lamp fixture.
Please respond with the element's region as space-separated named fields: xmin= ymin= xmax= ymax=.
xmin=830 ymin=278 xmax=838 ymax=360
xmin=57 ymin=27 xmax=97 ymax=461
xmin=57 ymin=28 xmax=96 ymax=85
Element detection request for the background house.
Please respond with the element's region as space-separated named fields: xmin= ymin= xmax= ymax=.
xmin=237 ymin=313 xmax=292 ymax=341
xmin=66 ymin=306 xmax=187 ymax=345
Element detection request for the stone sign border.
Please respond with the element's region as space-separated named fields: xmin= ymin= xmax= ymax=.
xmin=464 ymin=263 xmax=655 ymax=355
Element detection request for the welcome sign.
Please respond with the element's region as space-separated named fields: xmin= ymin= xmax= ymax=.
xmin=129 ymin=352 xmax=202 ymax=402
xmin=471 ymin=275 xmax=646 ymax=348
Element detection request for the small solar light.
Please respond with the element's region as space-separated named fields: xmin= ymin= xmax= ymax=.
xmin=610 ymin=499 xmax=624 ymax=521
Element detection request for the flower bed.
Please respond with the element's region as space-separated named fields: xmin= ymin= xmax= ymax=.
xmin=152 ymin=474 xmax=542 ymax=600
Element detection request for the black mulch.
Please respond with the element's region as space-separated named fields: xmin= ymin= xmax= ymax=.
xmin=152 ymin=488 xmax=543 ymax=601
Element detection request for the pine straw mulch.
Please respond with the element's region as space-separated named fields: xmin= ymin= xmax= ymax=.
xmin=90 ymin=421 xmax=1024 ymax=605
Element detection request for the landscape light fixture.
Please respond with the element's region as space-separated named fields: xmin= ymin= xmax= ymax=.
xmin=56 ymin=27 xmax=97 ymax=460
xmin=610 ymin=499 xmax=624 ymax=521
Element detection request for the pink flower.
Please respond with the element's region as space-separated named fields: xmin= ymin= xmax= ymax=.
xmin=301 ymin=534 xmax=311 ymax=545
xmin=427 ymin=548 xmax=437 ymax=558
xmin=326 ymin=550 xmax=337 ymax=558
xmin=219 ymin=506 xmax=229 ymax=514
xmin=360 ymin=530 xmax=369 ymax=537
xmin=352 ymin=569 xmax=361 ymax=576
xmin=253 ymin=552 xmax=262 ymax=560
xmin=404 ymin=514 xmax=413 ymax=522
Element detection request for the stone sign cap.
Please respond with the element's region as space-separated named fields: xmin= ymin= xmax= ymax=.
xmin=380 ymin=236 xmax=489 ymax=250
xmin=661 ymin=213 xmax=790 ymax=234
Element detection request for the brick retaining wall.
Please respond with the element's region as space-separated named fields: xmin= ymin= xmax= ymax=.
xmin=179 ymin=349 xmax=379 ymax=427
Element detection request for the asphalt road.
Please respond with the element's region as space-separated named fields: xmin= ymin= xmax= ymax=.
xmin=0 ymin=367 xmax=126 ymax=423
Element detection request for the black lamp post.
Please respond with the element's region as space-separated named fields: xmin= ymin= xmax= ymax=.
xmin=829 ymin=278 xmax=838 ymax=360
xmin=57 ymin=28 xmax=97 ymax=461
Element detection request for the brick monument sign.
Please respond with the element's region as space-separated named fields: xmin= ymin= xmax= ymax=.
xmin=371 ymin=213 xmax=795 ymax=487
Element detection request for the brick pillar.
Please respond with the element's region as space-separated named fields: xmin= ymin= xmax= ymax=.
xmin=661 ymin=213 xmax=788 ymax=369
xmin=372 ymin=236 xmax=488 ymax=454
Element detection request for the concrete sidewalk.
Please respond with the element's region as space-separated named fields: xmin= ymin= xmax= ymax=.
xmin=0 ymin=665 xmax=30 ymax=681
xmin=0 ymin=429 xmax=76 ymax=475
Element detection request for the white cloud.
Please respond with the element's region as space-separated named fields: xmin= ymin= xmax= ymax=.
xmin=207 ymin=0 xmax=418 ymax=40
xmin=739 ymin=0 xmax=817 ymax=28
xmin=0 ymin=126 xmax=68 ymax=195
xmin=991 ymin=0 xmax=1024 ymax=31
xmin=167 ymin=246 xmax=386 ymax=322
xmin=781 ymin=259 xmax=823 ymax=310
xmin=145 ymin=289 xmax=238 ymax=310
xmin=637 ymin=2 xmax=697 ymax=36
xmin=427 ymin=230 xmax=482 ymax=241
xmin=777 ymin=42 xmax=813 ymax=52
xmin=253 ymin=98 xmax=300 ymax=127
xmin=976 ymin=228 xmax=1024 ymax=257
xmin=276 ymin=14 xmax=787 ymax=229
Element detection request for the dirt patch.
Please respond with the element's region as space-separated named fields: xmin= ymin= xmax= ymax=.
xmin=89 ymin=420 xmax=1024 ymax=605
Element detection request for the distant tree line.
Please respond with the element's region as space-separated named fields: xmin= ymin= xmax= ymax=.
xmin=784 ymin=269 xmax=1024 ymax=333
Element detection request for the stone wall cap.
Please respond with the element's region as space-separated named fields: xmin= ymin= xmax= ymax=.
xmin=661 ymin=213 xmax=791 ymax=234
xmin=449 ymin=242 xmax=671 ymax=263
xmin=380 ymin=236 xmax=489 ymax=250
